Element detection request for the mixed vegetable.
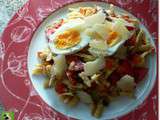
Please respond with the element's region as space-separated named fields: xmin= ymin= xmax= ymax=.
xmin=33 ymin=5 xmax=154 ymax=118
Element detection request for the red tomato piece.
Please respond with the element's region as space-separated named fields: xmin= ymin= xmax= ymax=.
xmin=131 ymin=54 xmax=142 ymax=65
xmin=108 ymin=71 xmax=121 ymax=86
xmin=126 ymin=26 xmax=135 ymax=31
xmin=54 ymin=19 xmax=64 ymax=29
xmin=105 ymin=58 xmax=115 ymax=69
xmin=133 ymin=67 xmax=148 ymax=83
xmin=116 ymin=59 xmax=133 ymax=76
xmin=125 ymin=34 xmax=136 ymax=46
xmin=55 ymin=83 xmax=67 ymax=94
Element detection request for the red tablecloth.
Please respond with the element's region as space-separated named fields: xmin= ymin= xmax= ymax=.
xmin=0 ymin=0 xmax=158 ymax=119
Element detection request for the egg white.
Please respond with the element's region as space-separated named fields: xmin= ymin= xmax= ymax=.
xmin=47 ymin=19 xmax=91 ymax=55
xmin=88 ymin=18 xmax=132 ymax=56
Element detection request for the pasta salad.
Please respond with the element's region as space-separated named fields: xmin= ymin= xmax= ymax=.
xmin=33 ymin=5 xmax=154 ymax=118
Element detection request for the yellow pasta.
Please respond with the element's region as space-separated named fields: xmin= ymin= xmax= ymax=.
xmin=68 ymin=96 xmax=80 ymax=107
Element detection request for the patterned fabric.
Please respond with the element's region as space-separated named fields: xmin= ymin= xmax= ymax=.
xmin=0 ymin=0 xmax=27 ymax=114
xmin=0 ymin=0 xmax=27 ymax=34
xmin=0 ymin=0 xmax=158 ymax=120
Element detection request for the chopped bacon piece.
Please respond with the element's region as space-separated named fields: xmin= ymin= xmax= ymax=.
xmin=69 ymin=61 xmax=84 ymax=71
xmin=66 ymin=55 xmax=80 ymax=64
xmin=66 ymin=70 xmax=77 ymax=86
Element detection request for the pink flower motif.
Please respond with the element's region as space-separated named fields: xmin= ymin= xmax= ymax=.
xmin=22 ymin=113 xmax=53 ymax=120
xmin=7 ymin=52 xmax=27 ymax=77
xmin=10 ymin=26 xmax=32 ymax=43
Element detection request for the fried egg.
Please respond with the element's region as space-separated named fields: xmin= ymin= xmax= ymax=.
xmin=47 ymin=19 xmax=91 ymax=55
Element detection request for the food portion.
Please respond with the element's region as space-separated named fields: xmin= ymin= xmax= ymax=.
xmin=33 ymin=5 xmax=154 ymax=118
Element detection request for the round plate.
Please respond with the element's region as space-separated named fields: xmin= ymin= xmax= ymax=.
xmin=0 ymin=0 xmax=158 ymax=120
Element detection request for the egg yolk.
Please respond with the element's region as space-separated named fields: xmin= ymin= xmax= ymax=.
xmin=106 ymin=31 xmax=119 ymax=47
xmin=55 ymin=29 xmax=81 ymax=49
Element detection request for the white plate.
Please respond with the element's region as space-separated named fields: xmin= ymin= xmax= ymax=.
xmin=27 ymin=2 xmax=157 ymax=120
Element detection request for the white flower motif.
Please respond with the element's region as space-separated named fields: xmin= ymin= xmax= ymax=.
xmin=10 ymin=26 xmax=32 ymax=43
xmin=138 ymin=112 xmax=148 ymax=120
xmin=7 ymin=52 xmax=27 ymax=77
xmin=24 ymin=79 xmax=38 ymax=97
xmin=22 ymin=113 xmax=44 ymax=120
xmin=8 ymin=2 xmax=30 ymax=27
xmin=152 ymin=95 xmax=158 ymax=116
xmin=22 ymin=113 xmax=54 ymax=120
xmin=23 ymin=16 xmax=37 ymax=31
xmin=8 ymin=108 xmax=19 ymax=113
xmin=36 ymin=0 xmax=63 ymax=22
xmin=134 ymin=0 xmax=144 ymax=4
xmin=0 ymin=39 xmax=5 ymax=60
xmin=116 ymin=0 xmax=132 ymax=6
xmin=36 ymin=8 xmax=53 ymax=21
xmin=17 ymin=2 xmax=29 ymax=17
xmin=149 ymin=0 xmax=157 ymax=13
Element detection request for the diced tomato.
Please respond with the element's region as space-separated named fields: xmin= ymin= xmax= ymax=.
xmin=151 ymin=47 xmax=155 ymax=54
xmin=55 ymin=83 xmax=67 ymax=94
xmin=66 ymin=55 xmax=80 ymax=64
xmin=108 ymin=71 xmax=121 ymax=86
xmin=54 ymin=19 xmax=64 ymax=29
xmin=126 ymin=26 xmax=135 ymax=31
xmin=133 ymin=67 xmax=148 ymax=83
xmin=105 ymin=58 xmax=115 ymax=69
xmin=116 ymin=59 xmax=133 ymax=76
xmin=131 ymin=54 xmax=142 ymax=65
xmin=125 ymin=34 xmax=136 ymax=46
xmin=66 ymin=70 xmax=77 ymax=86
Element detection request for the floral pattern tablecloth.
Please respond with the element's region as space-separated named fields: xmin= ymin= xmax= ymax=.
xmin=0 ymin=0 xmax=158 ymax=120
xmin=0 ymin=0 xmax=27 ymax=114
